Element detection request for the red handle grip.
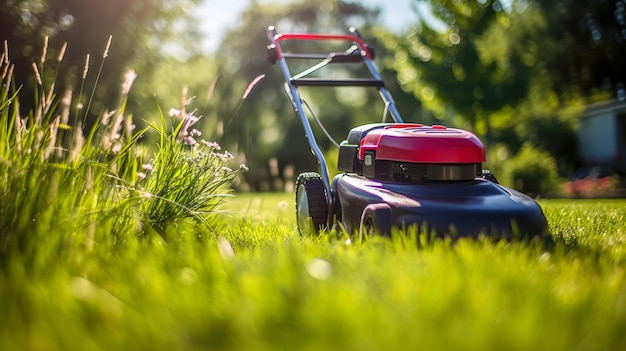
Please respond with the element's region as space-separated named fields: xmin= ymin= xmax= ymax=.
xmin=271 ymin=32 xmax=372 ymax=60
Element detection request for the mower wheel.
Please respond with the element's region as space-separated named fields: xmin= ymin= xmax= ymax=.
xmin=482 ymin=170 xmax=499 ymax=184
xmin=295 ymin=172 xmax=328 ymax=235
xmin=359 ymin=203 xmax=393 ymax=241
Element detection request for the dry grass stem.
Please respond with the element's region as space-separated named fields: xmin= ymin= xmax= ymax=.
xmin=207 ymin=73 xmax=220 ymax=101
xmin=1 ymin=60 xmax=8 ymax=80
xmin=14 ymin=114 xmax=22 ymax=154
xmin=3 ymin=64 xmax=13 ymax=90
xmin=32 ymin=62 xmax=42 ymax=85
xmin=3 ymin=40 xmax=8 ymax=64
xmin=242 ymin=74 xmax=265 ymax=100
xmin=100 ymin=109 xmax=112 ymax=126
xmin=60 ymin=89 xmax=72 ymax=125
xmin=69 ymin=122 xmax=84 ymax=163
xmin=41 ymin=36 xmax=48 ymax=64
xmin=57 ymin=42 xmax=67 ymax=62
xmin=44 ymin=116 xmax=60 ymax=160
xmin=44 ymin=82 xmax=56 ymax=114
xmin=34 ymin=102 xmax=43 ymax=127
xmin=82 ymin=54 xmax=90 ymax=80
xmin=124 ymin=115 xmax=135 ymax=140
xmin=110 ymin=111 xmax=124 ymax=141
xmin=121 ymin=69 xmax=137 ymax=95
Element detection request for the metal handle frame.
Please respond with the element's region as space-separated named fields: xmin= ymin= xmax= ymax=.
xmin=267 ymin=26 xmax=405 ymax=208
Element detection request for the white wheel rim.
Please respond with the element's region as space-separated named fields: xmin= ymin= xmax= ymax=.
xmin=296 ymin=184 xmax=312 ymax=234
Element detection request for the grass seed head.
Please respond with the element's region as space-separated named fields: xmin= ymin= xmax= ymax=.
xmin=124 ymin=114 xmax=135 ymax=139
xmin=69 ymin=122 xmax=84 ymax=163
xmin=57 ymin=42 xmax=67 ymax=62
xmin=103 ymin=35 xmax=112 ymax=59
xmin=100 ymin=109 xmax=112 ymax=126
xmin=41 ymin=36 xmax=48 ymax=64
xmin=109 ymin=112 xmax=124 ymax=143
xmin=32 ymin=62 xmax=42 ymax=85
xmin=121 ymin=69 xmax=137 ymax=95
xmin=44 ymin=116 xmax=60 ymax=160
xmin=60 ymin=89 xmax=72 ymax=125
xmin=15 ymin=115 xmax=22 ymax=154
xmin=82 ymin=54 xmax=90 ymax=80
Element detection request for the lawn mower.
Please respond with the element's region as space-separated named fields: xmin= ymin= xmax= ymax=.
xmin=266 ymin=26 xmax=548 ymax=239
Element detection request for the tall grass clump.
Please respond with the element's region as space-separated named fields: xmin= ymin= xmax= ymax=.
xmin=0 ymin=38 xmax=243 ymax=266
xmin=140 ymin=105 xmax=246 ymax=235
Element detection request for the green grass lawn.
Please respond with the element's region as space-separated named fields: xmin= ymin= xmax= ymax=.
xmin=2 ymin=193 xmax=624 ymax=351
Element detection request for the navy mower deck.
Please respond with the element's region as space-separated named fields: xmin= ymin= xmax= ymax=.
xmin=266 ymin=26 xmax=548 ymax=239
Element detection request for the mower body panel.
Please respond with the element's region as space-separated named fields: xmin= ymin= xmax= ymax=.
xmin=334 ymin=174 xmax=548 ymax=238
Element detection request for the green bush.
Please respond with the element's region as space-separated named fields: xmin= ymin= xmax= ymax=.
xmin=502 ymin=143 xmax=560 ymax=196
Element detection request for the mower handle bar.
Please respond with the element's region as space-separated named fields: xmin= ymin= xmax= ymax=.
xmin=267 ymin=31 xmax=373 ymax=61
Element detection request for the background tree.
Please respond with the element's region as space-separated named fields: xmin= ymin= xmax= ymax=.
xmin=534 ymin=0 xmax=626 ymax=99
xmin=375 ymin=0 xmax=540 ymax=137
xmin=377 ymin=0 xmax=626 ymax=177
xmin=0 ymin=0 xmax=202 ymax=120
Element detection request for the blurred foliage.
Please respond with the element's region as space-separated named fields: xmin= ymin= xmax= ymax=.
xmin=535 ymin=0 xmax=626 ymax=98
xmin=0 ymin=0 xmax=202 ymax=121
xmin=128 ymin=54 xmax=220 ymax=142
xmin=377 ymin=0 xmax=626 ymax=180
xmin=501 ymin=143 xmax=560 ymax=196
xmin=376 ymin=1 xmax=534 ymax=136
xmin=206 ymin=0 xmax=425 ymax=191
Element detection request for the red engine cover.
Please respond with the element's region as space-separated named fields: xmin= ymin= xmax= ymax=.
xmin=359 ymin=124 xmax=485 ymax=163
